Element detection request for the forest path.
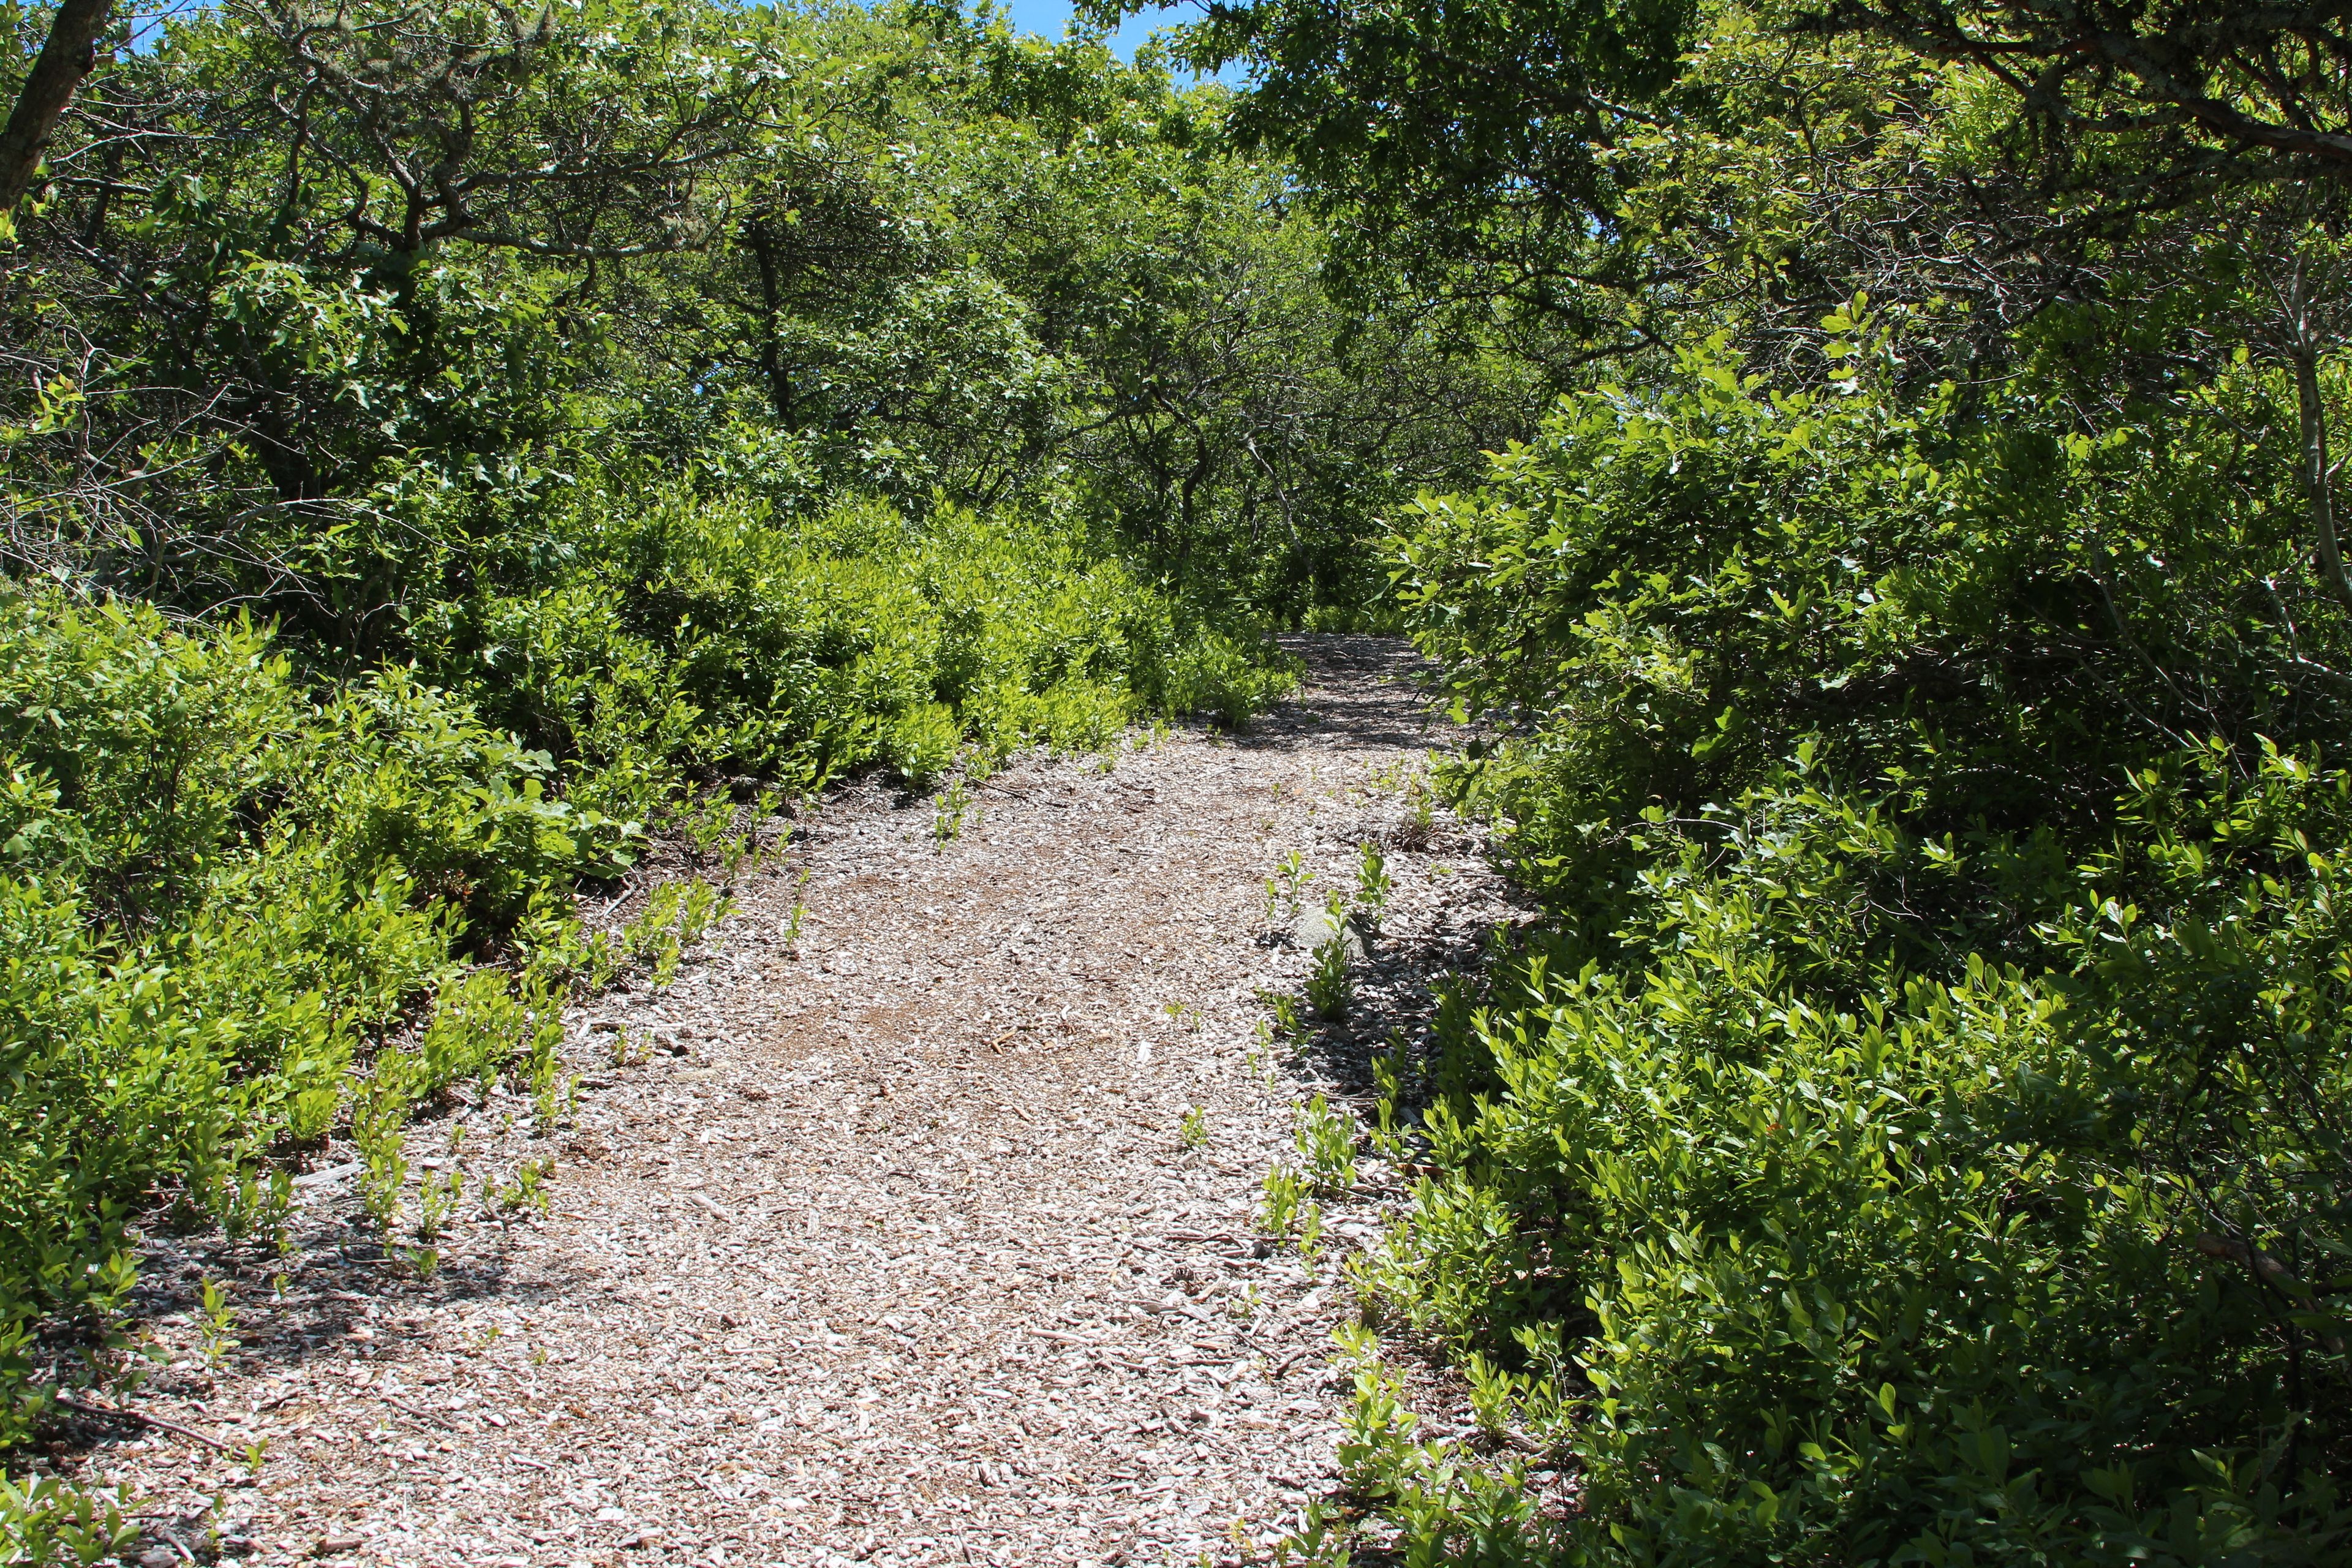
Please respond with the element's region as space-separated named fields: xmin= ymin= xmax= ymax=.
xmin=84 ymin=637 xmax=1517 ymax=1568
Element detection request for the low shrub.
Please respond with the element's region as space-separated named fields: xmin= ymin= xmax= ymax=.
xmin=0 ymin=479 xmax=1292 ymax=1469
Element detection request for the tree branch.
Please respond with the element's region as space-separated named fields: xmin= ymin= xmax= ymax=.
xmin=0 ymin=0 xmax=114 ymax=220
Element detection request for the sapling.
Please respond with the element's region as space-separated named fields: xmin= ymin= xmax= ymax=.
xmin=782 ymin=867 xmax=812 ymax=951
xmin=1265 ymin=851 xmax=1313 ymax=929
xmin=1269 ymin=992 xmax=1303 ymax=1038
xmin=1306 ymin=935 xmax=1352 ymax=1020
xmin=1355 ymin=841 xmax=1391 ymax=921
xmin=1295 ymin=1092 xmax=1358 ymax=1192
xmin=681 ymin=793 xmax=742 ymax=866
xmin=197 ymin=1279 xmax=238 ymax=1372
xmin=1464 ymin=1351 xmax=1521 ymax=1443
xmin=1259 ymin=1164 xmax=1306 ymax=1238
xmin=353 ymin=1076 xmax=410 ymax=1235
xmin=932 ymin=777 xmax=973 ymax=850
xmin=415 ymin=1163 xmax=462 ymax=1243
xmin=1370 ymin=1042 xmax=1409 ymax=1161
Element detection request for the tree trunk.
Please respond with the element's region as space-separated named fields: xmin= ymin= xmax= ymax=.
xmin=2289 ymin=268 xmax=2352 ymax=609
xmin=0 ymin=0 xmax=112 ymax=221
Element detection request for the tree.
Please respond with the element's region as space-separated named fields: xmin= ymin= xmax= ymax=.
xmin=0 ymin=0 xmax=110 ymax=225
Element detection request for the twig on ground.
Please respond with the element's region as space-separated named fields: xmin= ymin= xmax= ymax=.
xmin=52 ymin=1392 xmax=234 ymax=1452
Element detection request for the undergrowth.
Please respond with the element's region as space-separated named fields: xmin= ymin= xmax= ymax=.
xmin=0 ymin=485 xmax=1292 ymax=1501
xmin=1332 ymin=338 xmax=2352 ymax=1563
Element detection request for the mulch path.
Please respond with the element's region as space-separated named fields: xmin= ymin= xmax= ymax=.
xmin=55 ymin=635 xmax=1517 ymax=1568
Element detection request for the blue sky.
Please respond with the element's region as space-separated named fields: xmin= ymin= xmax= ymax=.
xmin=986 ymin=0 xmax=1238 ymax=78
xmin=995 ymin=0 xmax=1158 ymax=54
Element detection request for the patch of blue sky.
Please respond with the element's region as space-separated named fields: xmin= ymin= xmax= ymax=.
xmin=979 ymin=0 xmax=1240 ymax=82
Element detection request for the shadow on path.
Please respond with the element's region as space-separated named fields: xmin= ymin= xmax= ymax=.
xmin=1250 ymin=634 xmax=1526 ymax=1105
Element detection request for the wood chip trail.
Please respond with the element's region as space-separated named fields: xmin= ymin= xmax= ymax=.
xmin=75 ymin=635 xmax=1517 ymax=1568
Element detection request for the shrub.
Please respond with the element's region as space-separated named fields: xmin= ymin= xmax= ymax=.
xmin=1359 ymin=339 xmax=2352 ymax=1564
xmin=0 ymin=473 xmax=1293 ymax=1472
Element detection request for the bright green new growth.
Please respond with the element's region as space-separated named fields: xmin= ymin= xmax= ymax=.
xmin=1264 ymin=850 xmax=1313 ymax=932
xmin=1352 ymin=841 xmax=1389 ymax=921
xmin=196 ymin=1280 xmax=239 ymax=1373
xmin=1293 ymin=1092 xmax=1357 ymax=1193
xmin=1259 ymin=1163 xmax=1308 ymax=1240
xmin=1305 ymin=935 xmax=1352 ymax=1021
xmin=932 ymin=777 xmax=975 ymax=850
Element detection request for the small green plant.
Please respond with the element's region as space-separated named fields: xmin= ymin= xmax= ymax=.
xmin=1354 ymin=841 xmax=1390 ymax=921
xmin=782 ymin=867 xmax=812 ymax=951
xmin=197 ymin=1278 xmax=239 ymax=1371
xmin=932 ymin=776 xmax=973 ymax=850
xmin=1331 ymin=1324 xmax=1421 ymax=1496
xmin=1229 ymin=1283 xmax=1261 ymax=1318
xmin=622 ymin=878 xmax=729 ymax=988
xmin=1245 ymin=1024 xmax=1273 ymax=1083
xmin=416 ymin=1162 xmax=463 ymax=1243
xmin=1464 ymin=1351 xmax=1521 ymax=1444
xmin=1306 ymin=936 xmax=1352 ymax=1021
xmin=217 ymin=1163 xmax=294 ymax=1250
xmin=684 ymin=878 xmax=725 ymax=932
xmin=1295 ymin=1093 xmax=1358 ymax=1192
xmin=406 ymin=1245 xmax=441 ymax=1281
xmin=1265 ymin=851 xmax=1313 ymax=930
xmin=1298 ymin=1197 xmax=1325 ymax=1260
xmin=680 ymin=793 xmax=745 ymax=868
xmin=1179 ymin=1106 xmax=1210 ymax=1150
xmin=1369 ymin=1040 xmax=1409 ymax=1160
xmin=487 ymin=1157 xmax=555 ymax=1218
xmin=241 ymin=1436 xmax=270 ymax=1474
xmin=529 ymin=1035 xmax=575 ymax=1134
xmin=1260 ymin=1163 xmax=1307 ymax=1238
xmin=352 ymin=1077 xmax=411 ymax=1235
xmin=1268 ymin=992 xmax=1303 ymax=1038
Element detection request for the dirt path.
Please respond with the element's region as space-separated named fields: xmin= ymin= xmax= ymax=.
xmin=69 ymin=636 xmax=1517 ymax=1568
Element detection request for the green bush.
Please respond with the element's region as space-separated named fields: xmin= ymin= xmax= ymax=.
xmin=0 ymin=476 xmax=1291 ymax=1472
xmin=1359 ymin=338 xmax=2352 ymax=1564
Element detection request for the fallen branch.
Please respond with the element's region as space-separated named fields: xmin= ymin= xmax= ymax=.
xmin=51 ymin=1392 xmax=233 ymax=1452
xmin=1271 ymin=1346 xmax=1318 ymax=1377
xmin=383 ymin=1395 xmax=456 ymax=1429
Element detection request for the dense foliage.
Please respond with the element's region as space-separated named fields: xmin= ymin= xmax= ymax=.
xmin=1354 ymin=345 xmax=2352 ymax=1562
xmin=0 ymin=0 xmax=1394 ymax=1514
xmin=1106 ymin=0 xmax=2352 ymax=1561
xmin=13 ymin=0 xmax=2352 ymax=1556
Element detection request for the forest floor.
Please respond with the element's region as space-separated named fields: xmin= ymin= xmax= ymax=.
xmin=60 ymin=636 xmax=1520 ymax=1568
